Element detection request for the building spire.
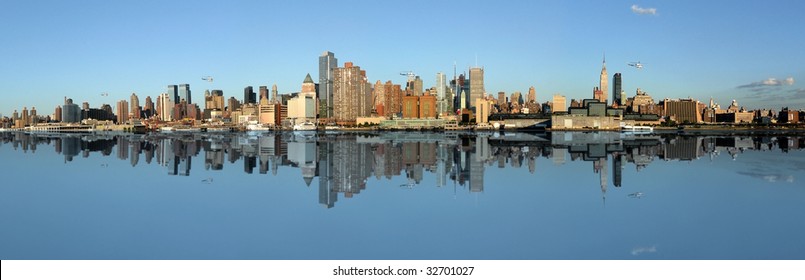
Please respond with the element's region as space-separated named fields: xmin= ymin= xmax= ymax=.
xmin=602 ymin=52 xmax=607 ymax=69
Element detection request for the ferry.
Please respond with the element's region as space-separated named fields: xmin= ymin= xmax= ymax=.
xmin=246 ymin=122 xmax=272 ymax=131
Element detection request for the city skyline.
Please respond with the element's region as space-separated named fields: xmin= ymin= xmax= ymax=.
xmin=2 ymin=1 xmax=804 ymax=117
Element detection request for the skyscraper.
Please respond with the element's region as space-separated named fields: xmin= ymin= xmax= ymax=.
xmin=178 ymin=84 xmax=191 ymax=104
xmin=613 ymin=73 xmax=622 ymax=106
xmin=599 ymin=54 xmax=608 ymax=104
xmin=436 ymin=72 xmax=447 ymax=114
xmin=527 ymin=86 xmax=537 ymax=103
xmin=319 ymin=51 xmax=337 ymax=119
xmin=469 ymin=67 xmax=484 ymax=108
xmin=130 ymin=93 xmax=140 ymax=119
xmin=167 ymin=85 xmax=179 ymax=104
xmin=244 ymin=86 xmax=255 ymax=104
xmin=158 ymin=93 xmax=174 ymax=121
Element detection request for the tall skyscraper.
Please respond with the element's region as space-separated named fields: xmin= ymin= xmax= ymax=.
xmin=178 ymin=84 xmax=191 ymax=104
xmin=319 ymin=51 xmax=337 ymax=119
xmin=167 ymin=85 xmax=179 ymax=103
xmin=469 ymin=67 xmax=484 ymax=108
xmin=332 ymin=62 xmax=371 ymax=124
xmin=244 ymin=86 xmax=255 ymax=104
xmin=435 ymin=72 xmax=447 ymax=114
xmin=599 ymin=54 xmax=608 ymax=104
xmin=613 ymin=73 xmax=622 ymax=106
xmin=527 ymin=86 xmax=537 ymax=103
xmin=272 ymin=84 xmax=278 ymax=102
xmin=158 ymin=93 xmax=174 ymax=121
xmin=130 ymin=93 xmax=140 ymax=119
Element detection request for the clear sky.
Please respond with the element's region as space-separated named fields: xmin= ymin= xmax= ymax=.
xmin=1 ymin=0 xmax=804 ymax=117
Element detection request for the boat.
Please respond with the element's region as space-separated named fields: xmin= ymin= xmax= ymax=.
xmin=246 ymin=122 xmax=272 ymax=131
xmin=620 ymin=122 xmax=653 ymax=132
xmin=161 ymin=125 xmax=200 ymax=132
xmin=293 ymin=121 xmax=317 ymax=131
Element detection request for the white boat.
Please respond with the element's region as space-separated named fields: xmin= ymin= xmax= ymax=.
xmin=246 ymin=122 xmax=272 ymax=131
xmin=620 ymin=122 xmax=653 ymax=132
xmin=293 ymin=121 xmax=317 ymax=131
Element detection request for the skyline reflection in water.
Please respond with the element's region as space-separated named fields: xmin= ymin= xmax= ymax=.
xmin=1 ymin=131 xmax=804 ymax=260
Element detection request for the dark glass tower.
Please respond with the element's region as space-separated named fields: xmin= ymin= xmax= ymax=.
xmin=243 ymin=86 xmax=255 ymax=104
xmin=612 ymin=73 xmax=622 ymax=106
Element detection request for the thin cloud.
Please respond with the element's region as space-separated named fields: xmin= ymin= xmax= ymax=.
xmin=737 ymin=77 xmax=795 ymax=89
xmin=631 ymin=5 xmax=657 ymax=15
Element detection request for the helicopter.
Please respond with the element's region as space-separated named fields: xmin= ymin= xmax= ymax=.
xmin=628 ymin=61 xmax=644 ymax=69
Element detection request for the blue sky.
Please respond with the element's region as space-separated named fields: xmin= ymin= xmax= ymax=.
xmin=1 ymin=0 xmax=804 ymax=117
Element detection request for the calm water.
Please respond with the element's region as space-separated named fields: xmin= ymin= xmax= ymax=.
xmin=1 ymin=131 xmax=804 ymax=260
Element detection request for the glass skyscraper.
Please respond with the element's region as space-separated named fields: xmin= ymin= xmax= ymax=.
xmin=178 ymin=84 xmax=191 ymax=104
xmin=318 ymin=51 xmax=337 ymax=119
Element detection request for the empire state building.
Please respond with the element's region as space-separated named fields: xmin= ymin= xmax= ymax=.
xmin=599 ymin=54 xmax=608 ymax=104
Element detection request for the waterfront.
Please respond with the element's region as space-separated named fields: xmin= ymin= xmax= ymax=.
xmin=1 ymin=131 xmax=804 ymax=260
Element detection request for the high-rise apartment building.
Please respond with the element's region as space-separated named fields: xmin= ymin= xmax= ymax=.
xmin=435 ymin=72 xmax=448 ymax=114
xmin=116 ymin=99 xmax=129 ymax=124
xmin=469 ymin=67 xmax=484 ymax=108
xmin=319 ymin=51 xmax=337 ymax=119
xmin=332 ymin=62 xmax=371 ymax=124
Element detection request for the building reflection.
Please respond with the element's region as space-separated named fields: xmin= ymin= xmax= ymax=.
xmin=2 ymin=131 xmax=804 ymax=208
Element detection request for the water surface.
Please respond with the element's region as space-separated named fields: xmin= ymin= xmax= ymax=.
xmin=1 ymin=131 xmax=803 ymax=259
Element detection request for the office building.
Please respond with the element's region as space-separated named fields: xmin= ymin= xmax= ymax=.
xmin=158 ymin=93 xmax=174 ymax=121
xmin=613 ymin=73 xmax=622 ymax=106
xmin=319 ymin=51 xmax=337 ymax=119
xmin=469 ymin=67 xmax=484 ymax=108
xmin=178 ymin=84 xmax=191 ymax=104
xmin=62 ymin=98 xmax=81 ymax=123
xmin=288 ymin=74 xmax=317 ymax=124
xmin=167 ymin=85 xmax=178 ymax=103
xmin=244 ymin=86 xmax=256 ymax=104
